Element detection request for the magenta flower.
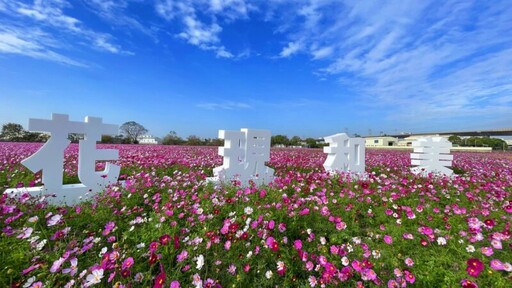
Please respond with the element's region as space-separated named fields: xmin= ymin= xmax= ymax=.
xmin=153 ymin=264 xmax=166 ymax=288
xmin=383 ymin=235 xmax=393 ymax=244
xmin=266 ymin=237 xmax=279 ymax=252
xmin=169 ymin=280 xmax=180 ymax=288
xmin=466 ymin=258 xmax=484 ymax=277
xmin=122 ymin=257 xmax=134 ymax=270
xmin=149 ymin=241 xmax=160 ymax=252
xmin=460 ymin=279 xmax=478 ymax=288
xmin=293 ymin=239 xmax=302 ymax=250
xmin=404 ymin=270 xmax=415 ymax=283
xmin=102 ymin=221 xmax=115 ymax=236
xmin=160 ymin=234 xmax=171 ymax=246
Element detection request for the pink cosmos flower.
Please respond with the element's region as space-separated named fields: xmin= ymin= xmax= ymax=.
xmin=267 ymin=220 xmax=275 ymax=230
xmin=294 ymin=239 xmax=302 ymax=250
xmin=266 ymin=237 xmax=279 ymax=252
xmin=30 ymin=282 xmax=43 ymax=288
xmin=305 ymin=261 xmax=314 ymax=271
xmin=480 ymin=247 xmax=493 ymax=256
xmin=122 ymin=257 xmax=134 ymax=270
xmin=491 ymin=239 xmax=502 ymax=250
xmin=62 ymin=258 xmax=78 ymax=276
xmin=361 ymin=269 xmax=377 ymax=281
xmin=17 ymin=227 xmax=33 ymax=239
xmin=404 ymin=270 xmax=415 ymax=283
xmin=47 ymin=214 xmax=62 ymax=226
xmin=336 ymin=222 xmax=347 ymax=230
xmin=149 ymin=241 xmax=160 ymax=252
xmin=489 ymin=259 xmax=504 ymax=270
xmin=176 ymin=250 xmax=188 ymax=262
xmin=224 ymin=240 xmax=231 ymax=250
xmin=227 ymin=264 xmax=236 ymax=275
xmin=277 ymin=261 xmax=286 ymax=276
xmin=383 ymin=235 xmax=393 ymax=244
xmin=102 ymin=221 xmax=115 ymax=236
xmin=405 ymin=258 xmax=414 ymax=267
xmin=50 ymin=257 xmax=66 ymax=273
xmin=170 ymin=281 xmax=181 ymax=288
xmin=85 ymin=269 xmax=104 ymax=287
xmin=309 ymin=275 xmax=317 ymax=287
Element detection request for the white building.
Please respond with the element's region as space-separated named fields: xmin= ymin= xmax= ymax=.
xmin=365 ymin=136 xmax=398 ymax=147
xmin=137 ymin=135 xmax=158 ymax=144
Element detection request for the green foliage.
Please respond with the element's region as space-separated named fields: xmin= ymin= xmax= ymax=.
xmin=120 ymin=121 xmax=148 ymax=144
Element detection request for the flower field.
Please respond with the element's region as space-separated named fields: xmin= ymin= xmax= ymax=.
xmin=1 ymin=142 xmax=511 ymax=288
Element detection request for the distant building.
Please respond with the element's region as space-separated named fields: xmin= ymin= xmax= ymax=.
xmin=365 ymin=136 xmax=398 ymax=147
xmin=505 ymin=140 xmax=512 ymax=150
xmin=397 ymin=135 xmax=450 ymax=147
xmin=137 ymin=134 xmax=158 ymax=144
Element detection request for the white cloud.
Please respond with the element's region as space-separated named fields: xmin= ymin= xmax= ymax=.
xmin=155 ymin=0 xmax=253 ymax=58
xmin=279 ymin=41 xmax=302 ymax=58
xmin=0 ymin=0 xmax=131 ymax=66
xmin=311 ymin=46 xmax=333 ymax=60
xmin=197 ymin=101 xmax=252 ymax=110
xmin=0 ymin=28 xmax=88 ymax=67
xmin=269 ymin=0 xmax=512 ymax=123
xmin=179 ymin=16 xmax=221 ymax=45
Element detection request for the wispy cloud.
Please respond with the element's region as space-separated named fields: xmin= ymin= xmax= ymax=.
xmin=155 ymin=0 xmax=253 ymax=58
xmin=0 ymin=0 xmax=131 ymax=66
xmin=0 ymin=25 xmax=88 ymax=67
xmin=268 ymin=0 xmax=512 ymax=124
xmin=197 ymin=101 xmax=252 ymax=110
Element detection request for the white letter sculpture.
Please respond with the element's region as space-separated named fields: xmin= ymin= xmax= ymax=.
xmin=323 ymin=133 xmax=365 ymax=173
xmin=411 ymin=137 xmax=453 ymax=176
xmin=210 ymin=128 xmax=274 ymax=186
xmin=4 ymin=113 xmax=120 ymax=205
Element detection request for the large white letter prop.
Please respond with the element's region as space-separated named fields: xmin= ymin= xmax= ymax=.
xmin=213 ymin=130 xmax=245 ymax=182
xmin=5 ymin=113 xmax=120 ymax=205
xmin=78 ymin=116 xmax=120 ymax=191
xmin=323 ymin=133 xmax=365 ymax=173
xmin=211 ymin=129 xmax=274 ymax=186
xmin=21 ymin=114 xmax=84 ymax=194
xmin=242 ymin=129 xmax=274 ymax=185
xmin=411 ymin=137 xmax=453 ymax=176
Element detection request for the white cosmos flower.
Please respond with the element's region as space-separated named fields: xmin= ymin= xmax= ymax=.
xmin=196 ymin=254 xmax=204 ymax=270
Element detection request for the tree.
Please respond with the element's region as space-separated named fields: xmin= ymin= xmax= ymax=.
xmin=305 ymin=137 xmax=321 ymax=148
xmin=289 ymin=136 xmax=302 ymax=146
xmin=186 ymin=135 xmax=204 ymax=146
xmin=1 ymin=123 xmax=25 ymax=141
xmin=448 ymin=135 xmax=462 ymax=146
xmin=68 ymin=133 xmax=84 ymax=143
xmin=271 ymin=135 xmax=290 ymax=146
xmin=162 ymin=131 xmax=185 ymax=145
xmin=120 ymin=121 xmax=148 ymax=144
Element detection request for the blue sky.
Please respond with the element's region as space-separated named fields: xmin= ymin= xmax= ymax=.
xmin=0 ymin=0 xmax=511 ymax=139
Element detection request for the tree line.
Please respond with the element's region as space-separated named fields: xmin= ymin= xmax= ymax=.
xmin=448 ymin=135 xmax=508 ymax=150
xmin=1 ymin=121 xmax=325 ymax=148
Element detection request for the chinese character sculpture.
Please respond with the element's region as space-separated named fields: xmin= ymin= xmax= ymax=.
xmin=210 ymin=128 xmax=274 ymax=186
xmin=323 ymin=133 xmax=365 ymax=173
xmin=410 ymin=137 xmax=453 ymax=176
xmin=5 ymin=113 xmax=120 ymax=204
